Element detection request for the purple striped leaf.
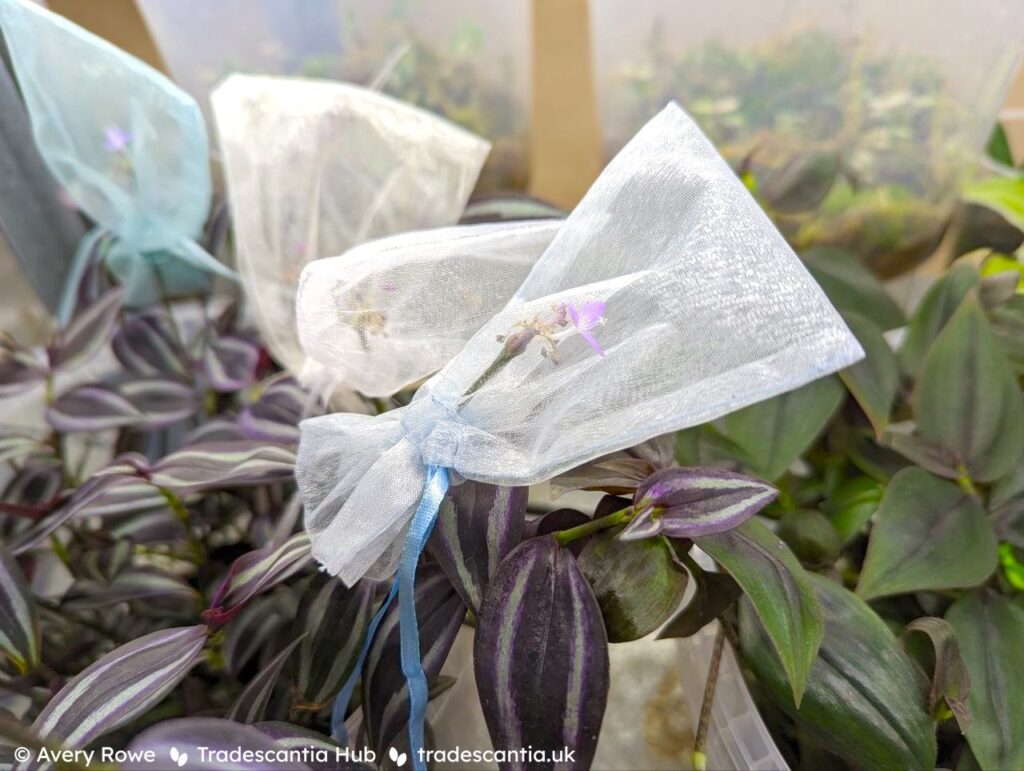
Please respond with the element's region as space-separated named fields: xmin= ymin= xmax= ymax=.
xmin=239 ymin=374 xmax=308 ymax=445
xmin=429 ymin=481 xmax=527 ymax=613
xmin=549 ymin=435 xmax=675 ymax=498
xmin=296 ymin=574 xmax=376 ymax=708
xmin=9 ymin=472 xmax=132 ymax=555
xmin=0 ymin=548 xmax=39 ymax=675
xmin=203 ymin=334 xmax=259 ymax=392
xmin=223 ymin=594 xmax=295 ymax=676
xmin=254 ymin=723 xmax=363 ymax=771
xmin=63 ymin=569 xmax=197 ymax=611
xmin=619 ymin=467 xmax=778 ymax=541
xmin=151 ymin=441 xmax=296 ymax=494
xmin=362 ymin=564 xmax=466 ymax=757
xmin=72 ymin=476 xmax=166 ymax=519
xmin=474 ymin=537 xmax=608 ymax=770
xmin=204 ymin=533 xmax=312 ymax=625
xmin=0 ymin=343 xmax=47 ymax=398
xmin=50 ymin=288 xmax=122 ymax=372
xmin=228 ymin=635 xmax=305 ymax=724
xmin=121 ymin=378 xmax=198 ymax=428
xmin=184 ymin=417 xmax=250 ymax=445
xmin=31 ymin=625 xmax=207 ymax=750
xmin=0 ymin=432 xmax=52 ymax=464
xmin=46 ymin=383 xmax=142 ymax=432
xmin=111 ymin=311 xmax=186 ymax=378
xmin=128 ymin=718 xmax=312 ymax=770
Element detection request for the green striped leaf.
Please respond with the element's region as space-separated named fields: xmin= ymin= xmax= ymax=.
xmin=741 ymin=574 xmax=935 ymax=770
xmin=947 ymin=591 xmax=1024 ymax=770
xmin=915 ymin=295 xmax=1024 ymax=482
xmin=0 ymin=548 xmax=39 ymax=675
xmin=697 ymin=518 xmax=823 ymax=704
xmin=32 ymin=625 xmax=206 ymax=749
xmin=857 ymin=469 xmax=998 ymax=600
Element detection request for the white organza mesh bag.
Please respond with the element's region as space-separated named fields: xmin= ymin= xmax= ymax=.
xmin=296 ymin=220 xmax=561 ymax=398
xmin=210 ymin=74 xmax=491 ymax=379
xmin=297 ymin=103 xmax=865 ymax=585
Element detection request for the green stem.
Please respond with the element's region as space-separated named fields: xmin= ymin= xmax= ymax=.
xmin=554 ymin=505 xmax=636 ymax=546
xmin=692 ymin=623 xmax=727 ymax=771
xmin=159 ymin=487 xmax=204 ymax=564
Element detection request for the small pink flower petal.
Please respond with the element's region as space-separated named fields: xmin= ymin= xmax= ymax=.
xmin=580 ymin=330 xmax=605 ymax=357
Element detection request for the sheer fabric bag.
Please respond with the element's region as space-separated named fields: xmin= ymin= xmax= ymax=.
xmin=297 ymin=103 xmax=864 ymax=585
xmin=296 ymin=219 xmax=561 ymax=397
xmin=211 ymin=74 xmax=492 ymax=382
xmin=0 ymin=0 xmax=233 ymax=322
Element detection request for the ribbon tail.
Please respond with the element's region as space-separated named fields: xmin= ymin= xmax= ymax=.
xmin=57 ymin=227 xmax=108 ymax=327
xmin=328 ymin=464 xmax=449 ymax=764
xmin=399 ymin=465 xmax=449 ymax=771
xmin=173 ymin=236 xmax=239 ymax=281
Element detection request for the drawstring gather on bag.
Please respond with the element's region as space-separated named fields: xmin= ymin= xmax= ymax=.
xmin=331 ymin=465 xmax=450 ymax=771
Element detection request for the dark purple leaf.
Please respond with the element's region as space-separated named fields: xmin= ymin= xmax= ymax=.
xmin=31 ymin=625 xmax=207 ymax=749
xmin=203 ymin=334 xmax=259 ymax=392
xmin=620 ymin=467 xmax=777 ymax=541
xmin=151 ymin=441 xmax=296 ymax=494
xmin=296 ymin=574 xmax=375 ymax=708
xmin=526 ymin=508 xmax=591 ymax=555
xmin=46 ymin=383 xmax=142 ymax=432
xmin=881 ymin=428 xmax=961 ymax=479
xmin=128 ymin=718 xmax=311 ymax=770
xmin=111 ymin=311 xmax=186 ymax=378
xmin=0 ymin=548 xmax=39 ymax=675
xmin=50 ymin=288 xmax=122 ymax=371
xmin=474 ymin=537 xmax=608 ymax=770
xmin=658 ymin=564 xmax=741 ymax=640
xmin=229 ymin=635 xmax=305 ymax=724
xmin=902 ymin=617 xmax=971 ymax=730
xmin=121 ymin=379 xmax=198 ymax=428
xmin=203 ymin=533 xmax=311 ymax=625
xmin=223 ymin=594 xmax=295 ymax=676
xmin=429 ymin=481 xmax=526 ymax=613
xmin=63 ymin=569 xmax=198 ymax=611
xmin=363 ymin=564 xmax=466 ymax=757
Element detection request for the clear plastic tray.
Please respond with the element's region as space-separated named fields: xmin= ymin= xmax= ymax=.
xmin=590 ymin=0 xmax=1024 ymax=276
xmin=137 ymin=0 xmax=530 ymax=193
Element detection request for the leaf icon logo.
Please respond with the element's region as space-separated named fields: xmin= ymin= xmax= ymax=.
xmin=388 ymin=747 xmax=408 ymax=767
xmin=169 ymin=747 xmax=188 ymax=767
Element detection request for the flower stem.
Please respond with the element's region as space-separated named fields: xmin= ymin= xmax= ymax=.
xmin=693 ymin=623 xmax=727 ymax=771
xmin=554 ymin=506 xmax=634 ymax=546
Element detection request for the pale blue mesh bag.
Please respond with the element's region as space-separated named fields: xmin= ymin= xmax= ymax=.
xmin=0 ymin=0 xmax=234 ymax=323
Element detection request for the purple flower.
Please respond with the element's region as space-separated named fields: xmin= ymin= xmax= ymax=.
xmin=103 ymin=125 xmax=132 ymax=153
xmin=567 ymin=300 xmax=606 ymax=357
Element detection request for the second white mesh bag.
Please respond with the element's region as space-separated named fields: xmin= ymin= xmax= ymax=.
xmin=297 ymin=103 xmax=865 ymax=585
xmin=211 ymin=74 xmax=491 ymax=380
xmin=296 ymin=219 xmax=561 ymax=397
